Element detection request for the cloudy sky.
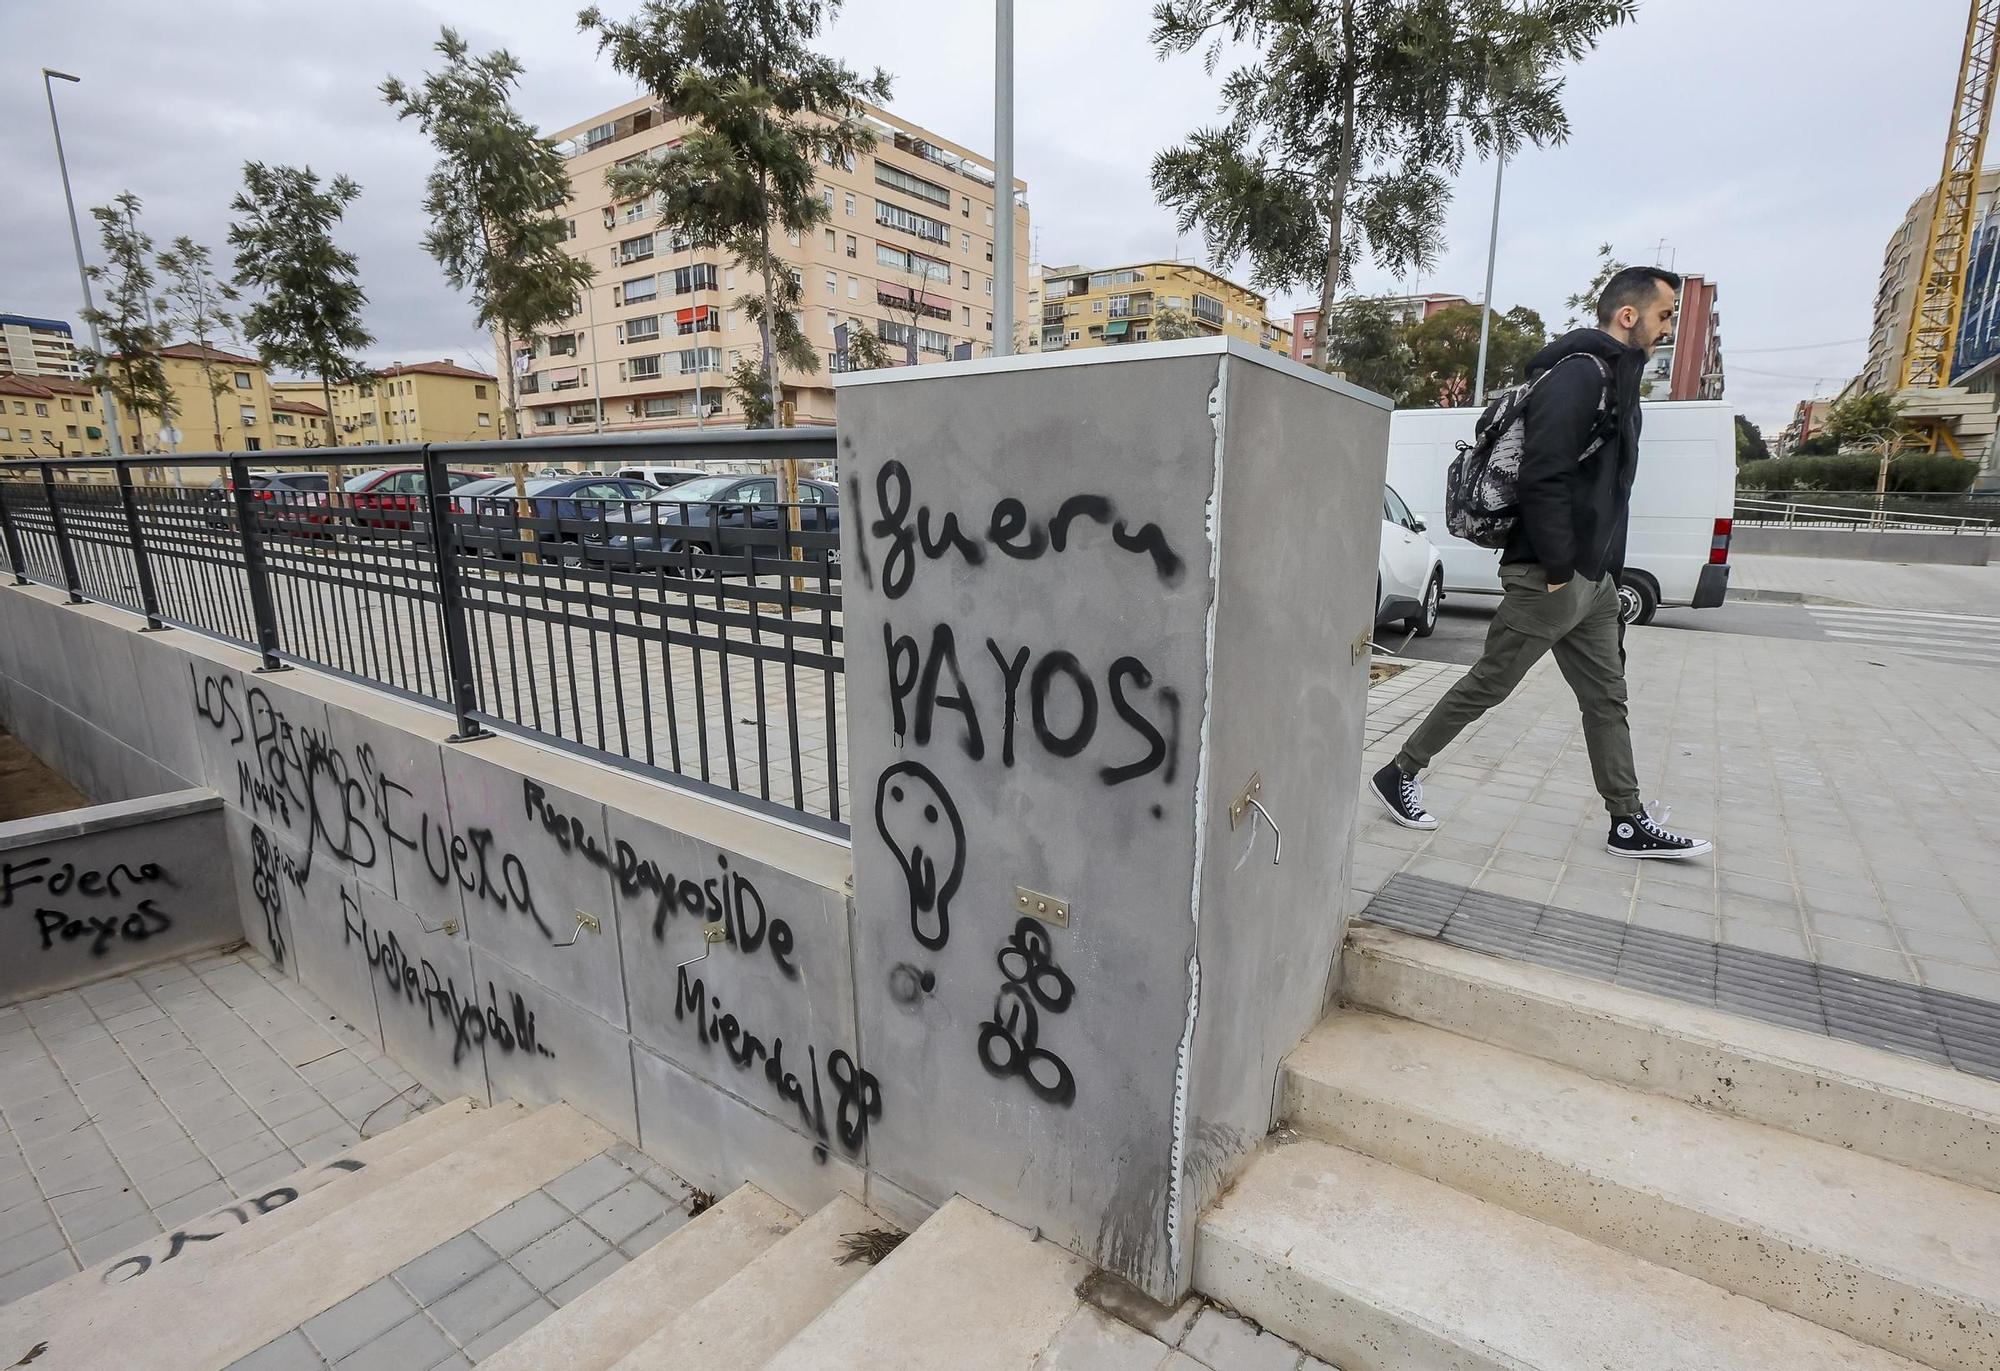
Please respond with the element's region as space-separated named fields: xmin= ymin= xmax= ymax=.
xmin=0 ymin=0 xmax=1968 ymax=429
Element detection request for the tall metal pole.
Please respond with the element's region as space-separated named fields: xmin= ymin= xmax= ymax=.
xmin=1473 ymin=151 xmax=1506 ymax=405
xmin=42 ymin=69 xmax=123 ymax=456
xmin=691 ymin=234 xmax=706 ymax=428
xmin=992 ymin=0 xmax=1015 ymax=358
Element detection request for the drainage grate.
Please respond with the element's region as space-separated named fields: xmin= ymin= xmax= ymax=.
xmin=1359 ymin=873 xmax=2000 ymax=1082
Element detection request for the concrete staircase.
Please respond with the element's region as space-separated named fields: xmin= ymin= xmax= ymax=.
xmin=1198 ymin=925 xmax=2000 ymax=1371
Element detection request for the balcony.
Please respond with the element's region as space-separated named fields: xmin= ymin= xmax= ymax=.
xmin=1108 ymin=296 xmax=1153 ymax=321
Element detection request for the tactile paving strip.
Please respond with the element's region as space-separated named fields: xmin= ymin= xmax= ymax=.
xmin=1359 ymin=873 xmax=2000 ymax=1081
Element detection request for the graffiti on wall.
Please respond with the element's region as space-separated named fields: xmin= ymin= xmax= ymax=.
xmin=2 ymin=854 xmax=178 ymax=960
xmin=857 ymin=460 xmax=1192 ymax=1110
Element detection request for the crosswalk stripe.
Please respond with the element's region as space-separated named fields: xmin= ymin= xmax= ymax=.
xmin=1819 ymin=623 xmax=2000 ymax=645
xmin=1819 ymin=629 xmax=2000 ymax=654
xmin=1876 ymin=647 xmax=2000 ymax=668
xmin=1805 ymin=605 xmax=2000 ymax=626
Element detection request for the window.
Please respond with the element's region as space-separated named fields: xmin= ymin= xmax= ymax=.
xmin=584 ymin=120 xmax=616 ymax=149
xmin=1193 ymin=293 xmax=1225 ymax=325
xmin=845 ymin=233 xmax=857 ymax=258
xmin=962 ymin=195 xmax=971 ymax=217
xmin=822 ymin=188 xmax=834 ymax=211
xmin=671 ymin=263 xmax=718 ymax=293
xmin=475 ymin=384 xmax=487 ymax=399
xmin=34 ymin=404 xmax=48 ymax=418
xmin=8 ymin=403 xmax=20 ymax=414
xmin=1068 ymin=330 xmax=1080 ymax=342
xmin=847 ymin=276 xmax=858 ymax=300
xmin=244 ymin=437 xmax=261 ymax=451
xmin=825 ymin=228 xmax=837 ymax=251
xmin=676 ymin=307 xmax=719 ymax=336
xmin=81 ymin=400 xmax=91 ymax=413
xmin=643 ymin=396 xmax=678 ymax=418
xmin=626 ymin=314 xmax=661 ymax=342
xmin=478 ymin=413 xmax=492 ymax=427
xmin=65 ymin=425 xmax=78 ymax=439
xmin=535 ymin=408 xmax=557 ymax=427
xmin=623 ymin=274 xmax=659 ymax=303
xmin=844 ymin=193 xmax=856 ymax=216
xmin=360 ymin=382 xmax=374 ymax=398
xmin=565 ymin=219 xmax=577 ymax=240
xmin=787 ymin=227 xmax=802 ymax=246
xmin=628 ymin=354 xmax=662 ymax=380
xmin=0 ymin=428 xmax=11 ymax=441
xmin=724 ymin=268 xmax=736 ymax=290
xmin=985 ymin=277 xmax=992 ymax=296
xmin=986 ymin=206 xmax=995 ymax=227
xmin=875 ymin=163 xmax=950 ymax=207
xmin=963 ymin=270 xmax=972 ymax=289
xmin=240 ymin=405 xmax=257 ymax=425
xmin=961 ymin=232 xmax=970 ymax=254
xmin=619 ymin=232 xmax=655 ymax=263
xmin=962 ymin=306 xmax=972 ymax=325
xmin=725 ymin=309 xmax=737 ymax=332
xmin=1093 ymin=300 xmax=1105 ymax=314
xmin=234 ymin=371 xmax=252 ymax=389
xmin=548 ymin=333 xmax=580 ymax=356
xmin=827 ymin=310 xmax=838 ymax=333
xmin=60 ymin=398 xmax=73 ymax=411
xmin=569 ymin=402 xmax=597 ymax=423
xmin=876 ymin=201 xmax=950 ymax=244
xmin=826 ymin=271 xmax=838 ymax=296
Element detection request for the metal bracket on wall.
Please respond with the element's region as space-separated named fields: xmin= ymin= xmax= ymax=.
xmin=674 ymin=920 xmax=731 ymax=970
xmin=1228 ymin=773 xmax=1263 ymax=830
xmin=1014 ymin=886 xmax=1070 ymax=929
xmin=1352 ymin=630 xmax=1372 ymax=664
xmin=552 ymin=910 xmax=602 ymax=949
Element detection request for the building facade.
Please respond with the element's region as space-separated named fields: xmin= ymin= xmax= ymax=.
xmin=1289 ymin=293 xmax=1472 ymax=367
xmin=274 ymin=360 xmax=504 ymax=447
xmin=1643 ymin=273 xmax=1725 ymax=401
xmin=515 ymin=98 xmax=1030 ymax=436
xmin=112 ymin=343 xmax=277 ymax=456
xmin=270 ymin=396 xmax=328 ymax=447
xmin=0 ymin=315 xmax=84 ymax=380
xmin=1031 ymin=261 xmax=1290 ymax=355
xmin=0 ymin=373 xmax=107 ymax=461
xmin=1864 ymin=169 xmax=2000 ymax=394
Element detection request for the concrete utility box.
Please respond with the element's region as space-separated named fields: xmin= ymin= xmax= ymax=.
xmin=838 ymin=337 xmax=1390 ymax=1301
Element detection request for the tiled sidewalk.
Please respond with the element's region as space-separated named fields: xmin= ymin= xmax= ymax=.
xmin=1729 ymin=552 xmax=2000 ymax=614
xmin=1355 ymin=626 xmax=2000 ymax=1003
xmin=0 ymin=950 xmax=436 ymax=1305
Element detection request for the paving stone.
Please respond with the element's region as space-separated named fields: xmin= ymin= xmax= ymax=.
xmin=547 ymin=1249 xmax=627 ymax=1307
xmin=223 ymin=1329 xmax=326 ymax=1371
xmin=460 ymin=1298 xmax=557 ymax=1361
xmin=512 ymin=1216 xmax=613 ymax=1289
xmin=1180 ymin=1306 xmax=1303 ymax=1371
xmin=74 ymin=1212 xmax=162 ymax=1264
xmin=393 ymin=1229 xmax=500 ymax=1304
xmin=617 ymin=1206 xmax=690 ymax=1258
xmin=575 ymin=1178 xmax=670 ymax=1246
xmin=334 ymin=1312 xmax=454 ymax=1371
xmin=1038 ymin=1305 xmax=1176 ymax=1370
xmin=426 ymin=1261 xmax=538 ymax=1344
xmin=543 ymin=1153 xmax=632 ymax=1212
xmin=0 ymin=1250 xmax=78 ymax=1304
xmin=303 ymin=1277 xmax=418 ymax=1361
xmin=471 ymin=1191 xmax=569 ymax=1257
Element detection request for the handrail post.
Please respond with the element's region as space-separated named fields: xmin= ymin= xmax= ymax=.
xmin=421 ymin=444 xmax=487 ymax=741
xmin=231 ymin=455 xmax=288 ymax=672
xmin=115 ymin=463 xmax=166 ymax=630
xmin=0 ymin=476 xmax=29 ymax=586
xmin=39 ymin=463 xmax=84 ymax=604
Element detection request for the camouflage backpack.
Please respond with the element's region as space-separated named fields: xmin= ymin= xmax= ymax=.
xmin=1444 ymin=354 xmax=1613 ymax=549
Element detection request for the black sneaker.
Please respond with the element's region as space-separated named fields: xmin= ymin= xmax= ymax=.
xmin=1607 ymin=805 xmax=1712 ymax=859
xmin=1370 ymin=762 xmax=1438 ymax=831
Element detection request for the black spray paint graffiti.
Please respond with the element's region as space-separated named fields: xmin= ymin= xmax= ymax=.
xmin=196 ymin=666 xmax=554 ymax=943
xmin=674 ymin=963 xmax=882 ymax=1162
xmin=32 ymin=903 xmax=171 ymax=957
xmin=860 ymin=461 xmax=1185 ymax=601
xmin=1 ymin=858 xmax=170 ymax=909
xmin=102 ymin=1161 xmax=363 ymax=1284
xmin=873 ymin=761 xmax=963 ymax=952
xmin=884 ymin=623 xmax=1181 ymax=790
xmin=977 ymin=918 xmax=1078 ymax=1106
xmin=4 ymin=856 xmax=177 ymax=958
xmin=248 ymin=824 xmax=307 ymax=969
xmin=525 ymin=780 xmax=799 ymax=977
xmin=342 ymin=891 xmax=554 ymax=1066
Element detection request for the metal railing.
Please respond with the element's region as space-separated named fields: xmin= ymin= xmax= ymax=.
xmin=0 ymin=429 xmax=849 ymax=834
xmin=1733 ymin=496 xmax=1995 ymax=534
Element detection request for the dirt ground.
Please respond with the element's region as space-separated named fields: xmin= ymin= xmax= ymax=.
xmin=0 ymin=726 xmax=87 ymax=822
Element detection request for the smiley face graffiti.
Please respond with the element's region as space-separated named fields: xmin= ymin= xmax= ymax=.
xmin=873 ymin=761 xmax=965 ymax=951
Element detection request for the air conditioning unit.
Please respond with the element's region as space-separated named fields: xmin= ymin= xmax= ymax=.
xmin=626 ymin=402 xmax=638 ymax=417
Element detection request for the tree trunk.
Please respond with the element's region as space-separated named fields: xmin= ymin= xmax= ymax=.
xmin=205 ymin=361 xmax=225 ymax=453
xmin=319 ymin=373 xmax=344 ymax=497
xmin=1316 ymin=0 xmax=1359 ymax=372
xmin=500 ymin=324 xmax=519 ymax=442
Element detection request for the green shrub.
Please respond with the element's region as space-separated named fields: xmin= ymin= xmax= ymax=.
xmin=1734 ymin=451 xmax=1979 ymax=495
xmin=1887 ymin=451 xmax=1980 ymax=493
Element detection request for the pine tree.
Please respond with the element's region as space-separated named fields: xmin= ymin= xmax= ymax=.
xmin=156 ymin=237 xmax=242 ymax=453
xmin=1151 ymin=0 xmax=1632 ymax=368
xmin=383 ymin=28 xmax=595 ymax=454
xmin=228 ymin=163 xmax=374 ymax=458
xmin=79 ymin=193 xmax=174 ymax=457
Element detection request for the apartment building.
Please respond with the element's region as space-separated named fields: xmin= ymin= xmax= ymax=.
xmin=270 ymin=396 xmax=328 ymax=447
xmin=274 ymin=360 xmax=504 ymax=447
xmin=517 ymin=96 xmax=1030 ymax=435
xmin=1642 ymin=273 xmax=1725 ymax=401
xmin=107 ymin=343 xmax=275 ymax=456
xmin=0 ymin=315 xmax=84 ymax=380
xmin=1289 ymin=293 xmax=1472 ymax=367
xmin=1032 ymin=261 xmax=1290 ymax=355
xmin=1864 ymin=169 xmax=2000 ymax=394
xmin=0 ymin=373 xmax=107 ymax=461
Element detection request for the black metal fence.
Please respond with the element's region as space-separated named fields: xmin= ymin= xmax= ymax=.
xmin=0 ymin=430 xmax=848 ymax=835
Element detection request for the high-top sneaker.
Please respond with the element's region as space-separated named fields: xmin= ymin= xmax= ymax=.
xmin=1607 ymin=805 xmax=1712 ymax=859
xmin=1369 ymin=762 xmax=1438 ymax=831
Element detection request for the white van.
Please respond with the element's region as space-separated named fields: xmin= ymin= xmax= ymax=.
xmin=1385 ymin=398 xmax=1736 ymax=624
xmin=614 ymin=465 xmax=710 ymax=489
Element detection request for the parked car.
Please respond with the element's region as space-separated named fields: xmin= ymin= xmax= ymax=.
xmin=202 ymin=472 xmax=332 ymax=528
xmin=1377 ymin=482 xmax=1444 ymax=638
xmin=447 ymin=476 xmax=520 ymax=514
xmin=341 ymin=467 xmax=491 ymax=530
xmin=614 ymin=464 xmax=711 ymax=488
xmin=596 ymin=474 xmax=840 ymax=569
xmin=458 ymin=475 xmax=655 ymax=562
xmin=1386 ymin=400 xmax=1734 ymax=625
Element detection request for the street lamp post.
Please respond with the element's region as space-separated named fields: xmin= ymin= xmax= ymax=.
xmin=42 ymin=68 xmax=123 ymax=457
xmin=992 ymin=0 xmax=1015 ymax=358
xmin=1472 ymin=151 xmax=1505 ymax=406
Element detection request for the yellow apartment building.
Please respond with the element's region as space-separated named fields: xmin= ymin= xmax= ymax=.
xmin=1030 ymin=261 xmax=1292 ymax=356
xmin=270 ymin=396 xmax=328 ymax=447
xmin=273 ymin=360 xmax=506 ymax=447
xmin=516 ymin=97 xmax=1030 ymax=435
xmin=106 ymin=343 xmax=276 ymax=459
xmin=0 ymin=373 xmax=108 ymax=462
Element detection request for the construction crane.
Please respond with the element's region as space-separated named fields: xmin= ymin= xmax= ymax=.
xmin=1898 ymin=0 xmax=2000 ymax=455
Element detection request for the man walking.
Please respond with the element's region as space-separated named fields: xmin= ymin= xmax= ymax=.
xmin=1370 ymin=265 xmax=1712 ymax=859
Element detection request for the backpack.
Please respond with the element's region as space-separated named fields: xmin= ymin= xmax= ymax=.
xmin=1444 ymin=354 xmax=1613 ymax=550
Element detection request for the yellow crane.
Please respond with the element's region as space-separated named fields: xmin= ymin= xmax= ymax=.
xmin=1898 ymin=0 xmax=2000 ymax=455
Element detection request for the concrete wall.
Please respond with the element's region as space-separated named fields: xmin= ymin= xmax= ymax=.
xmin=1732 ymin=526 xmax=1992 ymax=566
xmin=0 ymin=789 xmax=238 ymax=1002
xmin=836 ymin=338 xmax=1389 ymax=1301
xmin=0 ymin=582 xmax=866 ymax=1224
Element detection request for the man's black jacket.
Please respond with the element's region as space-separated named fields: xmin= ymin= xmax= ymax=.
xmin=1504 ymin=328 xmax=1648 ymax=586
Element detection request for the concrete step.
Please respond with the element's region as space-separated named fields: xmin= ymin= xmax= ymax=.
xmin=607 ymin=1193 xmax=877 ymax=1371
xmin=0 ymin=1096 xmax=512 ymax=1330
xmin=766 ymin=1196 xmax=1088 ymax=1371
xmin=1286 ymin=1010 xmax=2000 ymax=1371
xmin=5 ymin=1102 xmax=609 ymax=1370
xmin=476 ymin=1184 xmax=798 ymax=1371
xmin=1343 ymin=924 xmax=2000 ymax=1192
xmin=1198 ymin=1137 xmax=1926 ymax=1371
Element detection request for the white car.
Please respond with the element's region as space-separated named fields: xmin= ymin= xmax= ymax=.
xmin=1378 ymin=483 xmax=1445 ymax=638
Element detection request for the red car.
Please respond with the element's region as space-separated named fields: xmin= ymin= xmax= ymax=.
xmin=341 ymin=467 xmax=492 ymax=530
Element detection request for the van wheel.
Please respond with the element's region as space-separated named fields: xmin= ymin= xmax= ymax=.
xmin=1617 ymin=572 xmax=1659 ymax=626
xmin=1407 ymin=571 xmax=1442 ymax=637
